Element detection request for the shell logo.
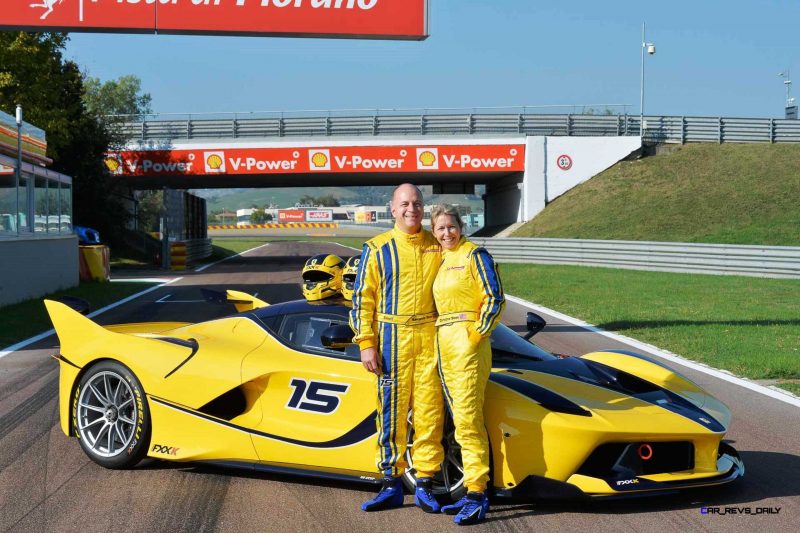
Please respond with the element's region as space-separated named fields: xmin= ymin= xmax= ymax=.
xmin=311 ymin=152 xmax=328 ymax=168
xmin=418 ymin=151 xmax=436 ymax=166
xmin=104 ymin=155 xmax=122 ymax=175
xmin=308 ymin=149 xmax=331 ymax=171
xmin=415 ymin=147 xmax=439 ymax=170
xmin=206 ymin=154 xmax=223 ymax=170
xmin=204 ymin=151 xmax=226 ymax=173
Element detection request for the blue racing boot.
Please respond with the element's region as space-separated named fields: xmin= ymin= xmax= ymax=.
xmin=361 ymin=477 xmax=404 ymax=512
xmin=414 ymin=477 xmax=441 ymax=513
xmin=452 ymin=492 xmax=489 ymax=525
xmin=441 ymin=494 xmax=468 ymax=515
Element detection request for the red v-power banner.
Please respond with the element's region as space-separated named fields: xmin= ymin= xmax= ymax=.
xmin=2 ymin=0 xmax=428 ymax=40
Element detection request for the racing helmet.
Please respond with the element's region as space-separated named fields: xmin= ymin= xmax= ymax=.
xmin=341 ymin=255 xmax=361 ymax=301
xmin=302 ymin=254 xmax=344 ymax=301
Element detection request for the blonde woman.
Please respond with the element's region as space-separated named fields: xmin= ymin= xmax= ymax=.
xmin=430 ymin=205 xmax=505 ymax=525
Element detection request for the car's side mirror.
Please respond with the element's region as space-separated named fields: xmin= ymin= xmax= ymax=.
xmin=524 ymin=312 xmax=546 ymax=340
xmin=321 ymin=324 xmax=355 ymax=349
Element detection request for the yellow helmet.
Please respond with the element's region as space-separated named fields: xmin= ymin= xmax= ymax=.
xmin=302 ymin=254 xmax=344 ymax=301
xmin=341 ymin=255 xmax=361 ymax=301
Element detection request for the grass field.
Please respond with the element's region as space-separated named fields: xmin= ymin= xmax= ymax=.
xmin=501 ymin=263 xmax=800 ymax=393
xmin=779 ymin=383 xmax=800 ymax=395
xmin=513 ymin=143 xmax=800 ymax=246
xmin=0 ymin=281 xmax=157 ymax=349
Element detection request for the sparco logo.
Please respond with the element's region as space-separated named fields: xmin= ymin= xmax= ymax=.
xmin=152 ymin=444 xmax=179 ymax=456
xmin=615 ymin=479 xmax=639 ymax=486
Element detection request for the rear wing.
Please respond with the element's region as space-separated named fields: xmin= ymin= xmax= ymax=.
xmin=201 ymin=289 xmax=269 ymax=312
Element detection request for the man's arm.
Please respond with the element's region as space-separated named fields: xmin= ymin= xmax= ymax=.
xmin=349 ymin=243 xmax=381 ymax=374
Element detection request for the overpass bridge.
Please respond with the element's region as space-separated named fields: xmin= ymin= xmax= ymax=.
xmin=110 ymin=107 xmax=642 ymax=228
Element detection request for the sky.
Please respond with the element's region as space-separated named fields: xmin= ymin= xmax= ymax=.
xmin=63 ymin=0 xmax=800 ymax=119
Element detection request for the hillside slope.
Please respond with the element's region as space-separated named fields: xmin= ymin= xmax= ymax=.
xmin=513 ymin=144 xmax=800 ymax=246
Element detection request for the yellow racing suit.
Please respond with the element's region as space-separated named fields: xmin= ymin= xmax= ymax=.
xmin=349 ymin=225 xmax=444 ymax=478
xmin=433 ymin=237 xmax=505 ymax=493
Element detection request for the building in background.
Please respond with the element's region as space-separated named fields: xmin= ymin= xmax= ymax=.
xmin=0 ymin=108 xmax=76 ymax=307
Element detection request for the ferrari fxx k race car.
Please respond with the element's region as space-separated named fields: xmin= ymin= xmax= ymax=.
xmin=45 ymin=292 xmax=743 ymax=501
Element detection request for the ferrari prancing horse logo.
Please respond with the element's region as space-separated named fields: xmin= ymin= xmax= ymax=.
xmin=30 ymin=0 xmax=64 ymax=21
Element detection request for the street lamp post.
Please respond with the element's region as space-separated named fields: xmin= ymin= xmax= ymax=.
xmin=640 ymin=23 xmax=656 ymax=138
xmin=779 ymin=70 xmax=795 ymax=118
xmin=15 ymin=105 xmax=22 ymax=235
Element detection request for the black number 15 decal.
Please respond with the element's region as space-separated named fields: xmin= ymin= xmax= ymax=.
xmin=287 ymin=379 xmax=349 ymax=414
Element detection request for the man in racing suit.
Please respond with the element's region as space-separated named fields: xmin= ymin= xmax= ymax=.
xmin=350 ymin=183 xmax=444 ymax=513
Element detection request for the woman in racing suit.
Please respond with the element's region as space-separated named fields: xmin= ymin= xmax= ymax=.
xmin=430 ymin=204 xmax=505 ymax=526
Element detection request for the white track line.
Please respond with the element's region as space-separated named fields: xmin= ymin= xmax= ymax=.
xmin=194 ymin=243 xmax=271 ymax=272
xmin=321 ymin=241 xmax=361 ymax=252
xmin=111 ymin=277 xmax=174 ymax=283
xmin=0 ymin=277 xmax=182 ymax=360
xmin=506 ymin=294 xmax=800 ymax=408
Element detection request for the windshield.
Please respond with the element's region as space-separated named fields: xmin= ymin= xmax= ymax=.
xmin=490 ymin=324 xmax=557 ymax=363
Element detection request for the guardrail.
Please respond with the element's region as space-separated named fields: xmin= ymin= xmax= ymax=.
xmin=175 ymin=238 xmax=212 ymax=265
xmin=115 ymin=110 xmax=800 ymax=144
xmin=470 ymin=238 xmax=800 ymax=279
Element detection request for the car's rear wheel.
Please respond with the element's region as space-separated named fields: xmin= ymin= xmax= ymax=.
xmin=73 ymin=361 xmax=150 ymax=469
xmin=402 ymin=411 xmax=467 ymax=502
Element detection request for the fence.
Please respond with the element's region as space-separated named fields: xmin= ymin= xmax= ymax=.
xmin=113 ymin=109 xmax=800 ymax=144
xmin=470 ymin=238 xmax=800 ymax=279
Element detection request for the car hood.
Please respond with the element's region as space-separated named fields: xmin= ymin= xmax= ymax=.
xmin=488 ymin=355 xmax=729 ymax=434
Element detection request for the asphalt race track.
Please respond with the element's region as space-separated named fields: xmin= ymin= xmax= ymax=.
xmin=1 ymin=241 xmax=798 ymax=532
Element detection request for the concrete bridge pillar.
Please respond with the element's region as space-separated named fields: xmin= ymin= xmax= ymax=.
xmin=482 ymin=135 xmax=641 ymax=228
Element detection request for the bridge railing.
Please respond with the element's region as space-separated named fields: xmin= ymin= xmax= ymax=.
xmin=470 ymin=237 xmax=800 ymax=279
xmin=113 ymin=107 xmax=800 ymax=144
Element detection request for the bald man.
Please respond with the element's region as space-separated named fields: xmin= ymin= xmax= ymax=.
xmin=349 ymin=184 xmax=444 ymax=513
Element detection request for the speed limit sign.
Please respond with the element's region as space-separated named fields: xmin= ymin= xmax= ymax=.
xmin=556 ymin=154 xmax=572 ymax=170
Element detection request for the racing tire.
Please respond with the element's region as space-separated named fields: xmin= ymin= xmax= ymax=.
xmin=402 ymin=410 xmax=474 ymax=503
xmin=73 ymin=360 xmax=151 ymax=469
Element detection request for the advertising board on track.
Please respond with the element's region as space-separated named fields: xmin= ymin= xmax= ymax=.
xmin=107 ymin=144 xmax=526 ymax=177
xmin=306 ymin=209 xmax=333 ymax=222
xmin=4 ymin=0 xmax=428 ymax=40
xmin=278 ymin=209 xmax=305 ymax=222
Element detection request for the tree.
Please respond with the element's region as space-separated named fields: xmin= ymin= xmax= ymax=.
xmin=136 ymin=190 xmax=163 ymax=232
xmin=84 ymin=75 xmax=152 ymax=118
xmin=83 ymin=74 xmax=152 ymax=149
xmin=298 ymin=194 xmax=316 ymax=206
xmin=250 ymin=208 xmax=269 ymax=224
xmin=315 ymin=194 xmax=340 ymax=207
xmin=0 ymin=32 xmax=132 ymax=245
xmin=297 ymin=193 xmax=340 ymax=207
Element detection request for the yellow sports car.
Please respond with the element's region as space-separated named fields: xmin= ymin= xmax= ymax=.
xmin=45 ymin=292 xmax=743 ymax=501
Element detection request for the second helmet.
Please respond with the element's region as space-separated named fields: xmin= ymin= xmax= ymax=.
xmin=302 ymin=254 xmax=344 ymax=301
xmin=341 ymin=255 xmax=361 ymax=301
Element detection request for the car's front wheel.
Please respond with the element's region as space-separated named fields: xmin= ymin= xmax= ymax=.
xmin=73 ymin=360 xmax=150 ymax=469
xmin=402 ymin=411 xmax=466 ymax=502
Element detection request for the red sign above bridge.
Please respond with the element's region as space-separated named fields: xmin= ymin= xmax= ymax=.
xmin=4 ymin=0 xmax=428 ymax=40
xmin=106 ymin=144 xmax=526 ymax=177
